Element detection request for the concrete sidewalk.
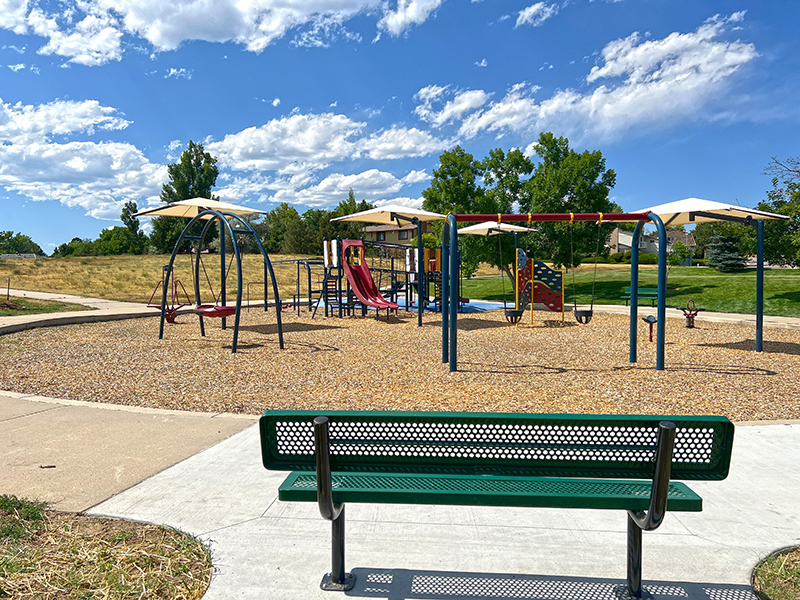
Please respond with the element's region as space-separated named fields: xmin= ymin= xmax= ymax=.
xmin=87 ymin=418 xmax=800 ymax=600
xmin=0 ymin=288 xmax=156 ymax=335
xmin=1 ymin=392 xmax=256 ymax=512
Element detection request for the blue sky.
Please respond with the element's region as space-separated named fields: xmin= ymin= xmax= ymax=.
xmin=1 ymin=0 xmax=799 ymax=251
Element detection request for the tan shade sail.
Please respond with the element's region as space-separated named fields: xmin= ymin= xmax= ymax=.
xmin=635 ymin=198 xmax=789 ymax=227
xmin=331 ymin=204 xmax=445 ymax=224
xmin=458 ymin=221 xmax=535 ymax=236
xmin=133 ymin=197 xmax=268 ymax=219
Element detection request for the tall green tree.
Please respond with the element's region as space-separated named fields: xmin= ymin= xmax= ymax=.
xmin=422 ymin=146 xmax=487 ymax=277
xmin=757 ymin=156 xmax=800 ymax=267
xmin=707 ymin=234 xmax=747 ymax=273
xmin=0 ymin=231 xmax=45 ymax=255
xmin=149 ymin=141 xmax=219 ymax=253
xmin=522 ymin=132 xmax=617 ymax=269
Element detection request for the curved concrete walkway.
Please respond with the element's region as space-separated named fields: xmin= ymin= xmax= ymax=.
xmin=2 ymin=290 xmax=800 ymax=599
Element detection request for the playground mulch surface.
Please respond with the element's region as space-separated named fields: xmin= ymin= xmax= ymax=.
xmin=1 ymin=309 xmax=799 ymax=422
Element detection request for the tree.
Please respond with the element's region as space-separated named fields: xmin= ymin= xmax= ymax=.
xmin=149 ymin=141 xmax=219 ymax=254
xmin=522 ymin=132 xmax=617 ymax=269
xmin=0 ymin=231 xmax=45 ymax=255
xmin=422 ymin=146 xmax=487 ymax=278
xmin=706 ymin=234 xmax=747 ymax=273
xmin=692 ymin=221 xmax=753 ymax=259
xmin=756 ymin=157 xmax=800 ymax=267
xmin=667 ymin=241 xmax=693 ymax=275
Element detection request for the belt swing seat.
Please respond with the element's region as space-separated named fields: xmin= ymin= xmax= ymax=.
xmin=570 ymin=212 xmax=603 ymax=325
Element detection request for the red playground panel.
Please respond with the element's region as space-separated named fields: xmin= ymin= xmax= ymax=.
xmin=341 ymin=240 xmax=399 ymax=311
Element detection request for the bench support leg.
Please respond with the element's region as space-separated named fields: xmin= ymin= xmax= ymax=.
xmin=625 ymin=513 xmax=648 ymax=599
xmin=320 ymin=505 xmax=355 ymax=591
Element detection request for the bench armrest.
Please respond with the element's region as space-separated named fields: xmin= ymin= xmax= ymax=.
xmin=314 ymin=416 xmax=344 ymax=521
xmin=628 ymin=421 xmax=676 ymax=531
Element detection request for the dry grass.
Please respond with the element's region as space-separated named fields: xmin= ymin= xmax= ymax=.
xmin=0 ymin=497 xmax=212 ymax=599
xmin=1 ymin=307 xmax=799 ymax=422
xmin=0 ymin=254 xmax=323 ymax=304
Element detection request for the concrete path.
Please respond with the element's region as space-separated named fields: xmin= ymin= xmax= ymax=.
xmin=87 ymin=419 xmax=800 ymax=600
xmin=0 ymin=288 xmax=156 ymax=335
xmin=1 ymin=392 xmax=256 ymax=512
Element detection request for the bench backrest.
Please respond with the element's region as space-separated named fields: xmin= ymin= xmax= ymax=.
xmin=260 ymin=411 xmax=734 ymax=481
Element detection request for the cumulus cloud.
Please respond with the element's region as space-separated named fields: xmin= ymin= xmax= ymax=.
xmin=362 ymin=127 xmax=451 ymax=160
xmin=515 ymin=2 xmax=558 ymax=28
xmin=164 ymin=67 xmax=192 ymax=79
xmin=208 ymin=112 xmax=365 ymax=174
xmin=0 ymin=98 xmax=131 ymax=144
xmin=272 ymin=97 xmax=281 ymax=107
xmin=375 ymin=196 xmax=423 ymax=209
xmin=0 ymin=141 xmax=166 ymax=218
xmin=457 ymin=13 xmax=756 ymax=140
xmin=378 ymin=0 xmax=443 ymax=36
xmin=273 ymin=169 xmax=405 ymax=207
xmin=414 ymin=86 xmax=491 ymax=127
xmin=0 ymin=0 xmax=446 ymax=65
xmin=7 ymin=63 xmax=24 ymax=71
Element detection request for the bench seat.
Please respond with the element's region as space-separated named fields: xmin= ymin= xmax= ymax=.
xmin=279 ymin=472 xmax=703 ymax=511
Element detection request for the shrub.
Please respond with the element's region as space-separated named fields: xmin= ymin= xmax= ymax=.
xmin=638 ymin=254 xmax=658 ymax=264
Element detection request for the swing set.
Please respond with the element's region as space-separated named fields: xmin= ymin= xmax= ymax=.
xmin=158 ymin=209 xmax=285 ymax=353
xmin=441 ymin=211 xmax=670 ymax=372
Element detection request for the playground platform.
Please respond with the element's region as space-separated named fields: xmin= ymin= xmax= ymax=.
xmin=2 ymin=390 xmax=799 ymax=600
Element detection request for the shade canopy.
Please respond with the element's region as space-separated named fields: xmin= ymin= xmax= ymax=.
xmin=133 ymin=197 xmax=267 ymax=219
xmin=331 ymin=204 xmax=445 ymax=224
xmin=635 ymin=198 xmax=789 ymax=227
xmin=457 ymin=221 xmax=535 ymax=236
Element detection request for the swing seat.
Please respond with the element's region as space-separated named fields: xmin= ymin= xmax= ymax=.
xmin=574 ymin=309 xmax=593 ymax=325
xmin=194 ymin=304 xmax=237 ymax=318
xmin=505 ymin=309 xmax=524 ymax=325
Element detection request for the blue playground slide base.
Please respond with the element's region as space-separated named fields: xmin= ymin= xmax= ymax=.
xmin=395 ymin=299 xmax=505 ymax=314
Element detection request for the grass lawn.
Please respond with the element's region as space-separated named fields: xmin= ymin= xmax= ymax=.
xmin=462 ymin=264 xmax=800 ymax=317
xmin=0 ymin=296 xmax=93 ymax=317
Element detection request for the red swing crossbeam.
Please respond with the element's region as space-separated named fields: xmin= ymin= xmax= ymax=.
xmin=451 ymin=212 xmax=652 ymax=224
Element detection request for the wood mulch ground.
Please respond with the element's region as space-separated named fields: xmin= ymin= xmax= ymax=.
xmin=1 ymin=308 xmax=799 ymax=422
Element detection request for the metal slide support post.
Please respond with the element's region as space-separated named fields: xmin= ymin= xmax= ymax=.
xmin=650 ymin=213 xmax=667 ymax=371
xmin=756 ymin=219 xmax=764 ymax=352
xmin=313 ymin=417 xmax=355 ymax=592
xmin=441 ymin=220 xmax=450 ymax=364
xmin=449 ymin=214 xmax=459 ymax=372
xmin=625 ymin=421 xmax=677 ymax=598
xmin=158 ymin=264 xmax=171 ymax=340
xmin=629 ymin=221 xmax=645 ymax=363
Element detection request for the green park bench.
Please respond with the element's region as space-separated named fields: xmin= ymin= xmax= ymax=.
xmin=621 ymin=287 xmax=659 ymax=306
xmin=259 ymin=410 xmax=734 ymax=598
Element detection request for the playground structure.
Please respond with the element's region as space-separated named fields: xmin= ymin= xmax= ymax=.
xmin=514 ymin=248 xmax=564 ymax=324
xmin=316 ymin=238 xmax=415 ymax=319
xmin=147 ymin=265 xmax=191 ymax=323
xmin=158 ymin=209 xmax=285 ymax=353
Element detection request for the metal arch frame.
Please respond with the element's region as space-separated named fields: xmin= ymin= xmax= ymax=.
xmin=442 ymin=212 xmax=668 ymax=372
xmin=158 ymin=209 xmax=284 ymax=353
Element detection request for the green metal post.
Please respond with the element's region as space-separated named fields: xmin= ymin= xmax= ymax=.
xmin=756 ymin=220 xmax=764 ymax=352
xmin=441 ymin=220 xmax=449 ymax=364
xmin=417 ymin=219 xmax=424 ymax=328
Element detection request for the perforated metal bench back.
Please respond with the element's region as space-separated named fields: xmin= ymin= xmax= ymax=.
xmin=260 ymin=411 xmax=734 ymax=481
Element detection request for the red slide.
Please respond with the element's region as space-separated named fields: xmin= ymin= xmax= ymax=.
xmin=341 ymin=240 xmax=399 ymax=310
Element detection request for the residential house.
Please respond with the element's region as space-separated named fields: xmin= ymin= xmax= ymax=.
xmin=362 ymin=221 xmax=435 ymax=246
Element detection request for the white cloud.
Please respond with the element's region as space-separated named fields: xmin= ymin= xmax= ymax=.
xmin=375 ymin=196 xmax=423 ymax=209
xmin=7 ymin=63 xmax=24 ymax=71
xmin=272 ymin=97 xmax=281 ymax=107
xmin=274 ymin=169 xmax=405 ymax=208
xmin=0 ymin=141 xmax=166 ymax=219
xmin=2 ymin=44 xmax=26 ymax=54
xmin=208 ymin=112 xmax=365 ymax=173
xmin=415 ymin=86 xmax=491 ymax=127
xmin=474 ymin=58 xmax=487 ymax=67
xmin=458 ymin=13 xmax=757 ymax=141
xmin=362 ymin=127 xmax=451 ymax=160
xmin=164 ymin=67 xmax=192 ymax=79
xmin=165 ymin=139 xmax=183 ymax=160
xmin=0 ymin=98 xmax=131 ymax=144
xmin=378 ymin=0 xmax=442 ymax=36
xmin=401 ymin=170 xmax=430 ymax=185
xmin=515 ymin=3 xmax=558 ymax=28
xmin=0 ymin=1 xmax=446 ymax=66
